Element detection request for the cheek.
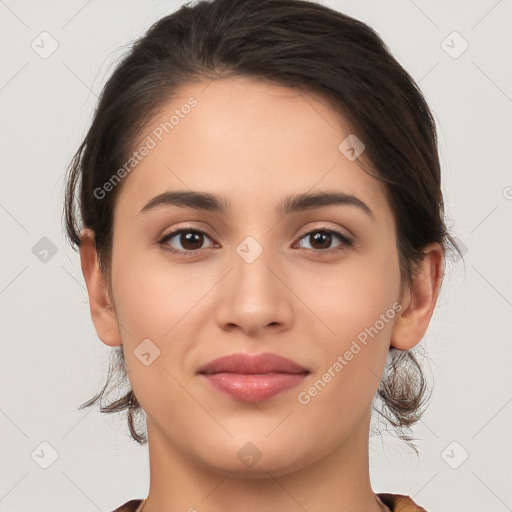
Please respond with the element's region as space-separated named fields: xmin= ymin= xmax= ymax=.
xmin=111 ymin=245 xmax=202 ymax=341
xmin=295 ymin=244 xmax=401 ymax=410
xmin=294 ymin=263 xmax=400 ymax=431
xmin=110 ymin=247 xmax=202 ymax=412
xmin=305 ymin=248 xmax=401 ymax=347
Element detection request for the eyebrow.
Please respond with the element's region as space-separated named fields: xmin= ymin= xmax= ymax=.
xmin=139 ymin=190 xmax=375 ymax=222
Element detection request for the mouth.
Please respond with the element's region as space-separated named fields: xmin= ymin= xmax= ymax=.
xmin=197 ymin=352 xmax=310 ymax=402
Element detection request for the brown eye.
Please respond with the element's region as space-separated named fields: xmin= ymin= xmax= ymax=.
xmin=309 ymin=231 xmax=333 ymax=250
xmin=296 ymin=228 xmax=353 ymax=252
xmin=159 ymin=229 xmax=215 ymax=254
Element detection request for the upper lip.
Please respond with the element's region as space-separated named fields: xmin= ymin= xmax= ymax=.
xmin=198 ymin=353 xmax=309 ymax=375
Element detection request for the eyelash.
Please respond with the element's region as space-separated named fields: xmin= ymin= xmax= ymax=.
xmin=157 ymin=226 xmax=354 ymax=257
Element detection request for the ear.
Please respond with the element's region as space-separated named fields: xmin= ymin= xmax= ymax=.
xmin=79 ymin=228 xmax=122 ymax=347
xmin=390 ymin=242 xmax=444 ymax=350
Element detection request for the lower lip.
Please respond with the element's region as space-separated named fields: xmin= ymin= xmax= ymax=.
xmin=201 ymin=372 xmax=308 ymax=402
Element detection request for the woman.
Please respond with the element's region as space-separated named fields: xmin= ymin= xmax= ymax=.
xmin=63 ymin=0 xmax=459 ymax=510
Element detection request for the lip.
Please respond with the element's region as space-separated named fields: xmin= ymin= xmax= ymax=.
xmin=198 ymin=353 xmax=309 ymax=402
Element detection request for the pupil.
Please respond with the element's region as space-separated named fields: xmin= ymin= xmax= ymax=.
xmin=312 ymin=232 xmax=331 ymax=249
xmin=182 ymin=231 xmax=203 ymax=250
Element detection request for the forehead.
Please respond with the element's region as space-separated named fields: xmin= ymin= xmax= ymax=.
xmin=115 ymin=77 xmax=392 ymax=224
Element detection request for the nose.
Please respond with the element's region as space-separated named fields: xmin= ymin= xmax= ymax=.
xmin=214 ymin=242 xmax=294 ymax=337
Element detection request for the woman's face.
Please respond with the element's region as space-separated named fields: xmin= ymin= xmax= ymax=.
xmin=109 ymin=76 xmax=403 ymax=475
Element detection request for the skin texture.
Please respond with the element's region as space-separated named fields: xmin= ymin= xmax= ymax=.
xmin=80 ymin=77 xmax=444 ymax=512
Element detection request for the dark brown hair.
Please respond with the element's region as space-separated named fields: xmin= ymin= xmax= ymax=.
xmin=63 ymin=0 xmax=461 ymax=448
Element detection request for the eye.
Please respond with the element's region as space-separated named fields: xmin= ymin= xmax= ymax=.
xmin=158 ymin=226 xmax=353 ymax=256
xmin=158 ymin=228 xmax=217 ymax=255
xmin=295 ymin=227 xmax=353 ymax=253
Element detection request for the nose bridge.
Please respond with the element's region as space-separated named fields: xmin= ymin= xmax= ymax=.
xmin=232 ymin=235 xmax=280 ymax=304
xmin=215 ymin=234 xmax=292 ymax=333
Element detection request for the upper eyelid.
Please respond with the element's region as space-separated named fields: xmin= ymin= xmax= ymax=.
xmin=160 ymin=225 xmax=217 ymax=242
xmin=160 ymin=224 xmax=350 ymax=238
xmin=296 ymin=224 xmax=351 ymax=239
xmin=159 ymin=224 xmax=352 ymax=247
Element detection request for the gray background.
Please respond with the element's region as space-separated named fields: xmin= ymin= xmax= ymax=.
xmin=1 ymin=0 xmax=511 ymax=510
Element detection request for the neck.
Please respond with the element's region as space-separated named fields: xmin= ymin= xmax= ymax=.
xmin=141 ymin=409 xmax=384 ymax=512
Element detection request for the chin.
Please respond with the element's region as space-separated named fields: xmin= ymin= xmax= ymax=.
xmin=203 ymin=456 xmax=308 ymax=480
xmin=192 ymin=434 xmax=315 ymax=479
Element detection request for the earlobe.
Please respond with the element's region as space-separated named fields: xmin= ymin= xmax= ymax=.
xmin=390 ymin=243 xmax=444 ymax=351
xmin=79 ymin=228 xmax=122 ymax=347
